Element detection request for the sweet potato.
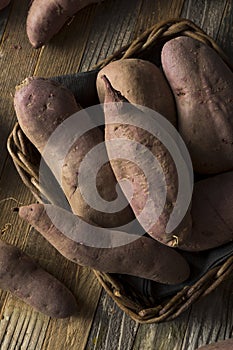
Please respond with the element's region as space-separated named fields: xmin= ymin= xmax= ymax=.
xmin=180 ymin=171 xmax=233 ymax=251
xmin=0 ymin=0 xmax=10 ymax=10
xmin=27 ymin=0 xmax=99 ymax=48
xmin=0 ymin=239 xmax=77 ymax=318
xmin=161 ymin=36 xmax=233 ymax=174
xmin=97 ymin=58 xmax=177 ymax=126
xmin=18 ymin=203 xmax=190 ymax=285
xmin=14 ymin=77 xmax=133 ymax=228
xmin=197 ymin=338 xmax=233 ymax=350
xmin=102 ymin=75 xmax=192 ymax=247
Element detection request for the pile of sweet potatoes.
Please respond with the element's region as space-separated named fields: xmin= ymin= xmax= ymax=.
xmin=6 ymin=35 xmax=233 ymax=317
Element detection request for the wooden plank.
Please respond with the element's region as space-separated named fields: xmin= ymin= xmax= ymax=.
xmin=0 ymin=0 xmax=42 ymax=174
xmin=0 ymin=298 xmax=50 ymax=350
xmin=132 ymin=0 xmax=185 ymax=37
xmin=85 ymin=290 xmax=139 ymax=350
xmin=132 ymin=279 xmax=233 ymax=350
xmin=215 ymin=0 xmax=233 ymax=59
xmin=1 ymin=1 xmax=232 ymax=350
xmin=133 ymin=312 xmax=191 ymax=350
xmin=180 ymin=278 xmax=233 ymax=350
xmin=79 ymin=0 xmax=143 ymax=71
xmin=181 ymin=0 xmax=228 ymax=40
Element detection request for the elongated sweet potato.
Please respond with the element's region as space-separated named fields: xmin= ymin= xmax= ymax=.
xmin=27 ymin=0 xmax=99 ymax=48
xmin=180 ymin=171 xmax=233 ymax=251
xmin=0 ymin=0 xmax=10 ymax=10
xmin=18 ymin=203 xmax=190 ymax=285
xmin=161 ymin=36 xmax=233 ymax=174
xmin=0 ymin=239 xmax=77 ymax=318
xmin=14 ymin=77 xmax=133 ymax=228
xmin=97 ymin=58 xmax=176 ymax=126
xmin=197 ymin=338 xmax=233 ymax=350
xmin=102 ymin=75 xmax=192 ymax=247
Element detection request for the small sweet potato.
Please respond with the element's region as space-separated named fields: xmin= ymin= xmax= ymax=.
xmin=0 ymin=239 xmax=77 ymax=318
xmin=27 ymin=0 xmax=99 ymax=48
xmin=102 ymin=75 xmax=192 ymax=247
xmin=14 ymin=77 xmax=133 ymax=228
xmin=97 ymin=58 xmax=176 ymax=126
xmin=18 ymin=203 xmax=190 ymax=285
xmin=180 ymin=171 xmax=233 ymax=251
xmin=197 ymin=338 xmax=233 ymax=350
xmin=161 ymin=36 xmax=233 ymax=174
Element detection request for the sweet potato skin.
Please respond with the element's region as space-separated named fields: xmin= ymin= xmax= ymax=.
xmin=27 ymin=0 xmax=98 ymax=48
xmin=180 ymin=171 xmax=233 ymax=251
xmin=102 ymin=76 xmax=192 ymax=247
xmin=14 ymin=77 xmax=80 ymax=154
xmin=161 ymin=36 xmax=233 ymax=174
xmin=18 ymin=203 xmax=190 ymax=285
xmin=0 ymin=239 xmax=77 ymax=318
xmin=14 ymin=77 xmax=134 ymax=228
xmin=197 ymin=338 xmax=233 ymax=350
xmin=97 ymin=58 xmax=177 ymax=126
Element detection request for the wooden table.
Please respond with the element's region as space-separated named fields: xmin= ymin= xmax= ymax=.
xmin=0 ymin=1 xmax=232 ymax=349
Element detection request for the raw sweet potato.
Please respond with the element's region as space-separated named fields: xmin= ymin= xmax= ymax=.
xmin=102 ymin=75 xmax=192 ymax=247
xmin=161 ymin=36 xmax=233 ymax=174
xmin=97 ymin=58 xmax=176 ymax=126
xmin=14 ymin=77 xmax=133 ymax=228
xmin=0 ymin=239 xmax=77 ymax=318
xmin=197 ymin=338 xmax=233 ymax=350
xmin=18 ymin=203 xmax=190 ymax=285
xmin=0 ymin=0 xmax=10 ymax=10
xmin=27 ymin=0 xmax=99 ymax=48
xmin=180 ymin=170 xmax=233 ymax=251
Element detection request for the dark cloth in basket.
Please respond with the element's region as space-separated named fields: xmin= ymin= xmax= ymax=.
xmin=50 ymin=70 xmax=233 ymax=301
xmin=118 ymin=241 xmax=233 ymax=301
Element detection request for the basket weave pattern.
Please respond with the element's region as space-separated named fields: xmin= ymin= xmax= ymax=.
xmin=7 ymin=18 xmax=233 ymax=323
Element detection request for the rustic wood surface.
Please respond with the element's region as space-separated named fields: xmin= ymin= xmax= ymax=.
xmin=0 ymin=0 xmax=232 ymax=349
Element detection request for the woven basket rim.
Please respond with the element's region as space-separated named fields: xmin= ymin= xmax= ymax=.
xmin=7 ymin=17 xmax=233 ymax=324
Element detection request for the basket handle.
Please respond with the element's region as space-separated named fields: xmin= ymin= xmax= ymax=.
xmin=93 ymin=18 xmax=232 ymax=70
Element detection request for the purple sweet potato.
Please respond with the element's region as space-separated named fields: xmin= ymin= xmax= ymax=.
xmin=102 ymin=75 xmax=192 ymax=247
xmin=27 ymin=0 xmax=99 ymax=48
xmin=18 ymin=203 xmax=190 ymax=285
xmin=97 ymin=58 xmax=177 ymax=126
xmin=180 ymin=171 xmax=233 ymax=251
xmin=161 ymin=36 xmax=233 ymax=174
xmin=0 ymin=239 xmax=77 ymax=318
xmin=197 ymin=338 xmax=233 ymax=350
xmin=14 ymin=77 xmax=133 ymax=228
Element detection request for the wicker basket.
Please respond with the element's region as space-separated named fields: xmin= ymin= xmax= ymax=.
xmin=7 ymin=18 xmax=233 ymax=323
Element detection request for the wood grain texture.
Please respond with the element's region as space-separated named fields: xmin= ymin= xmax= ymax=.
xmin=0 ymin=1 xmax=233 ymax=350
xmin=86 ymin=290 xmax=139 ymax=350
xmin=0 ymin=0 xmax=41 ymax=171
xmin=215 ymin=0 xmax=233 ymax=59
xmin=0 ymin=1 xmax=103 ymax=349
xmin=181 ymin=0 xmax=228 ymax=39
